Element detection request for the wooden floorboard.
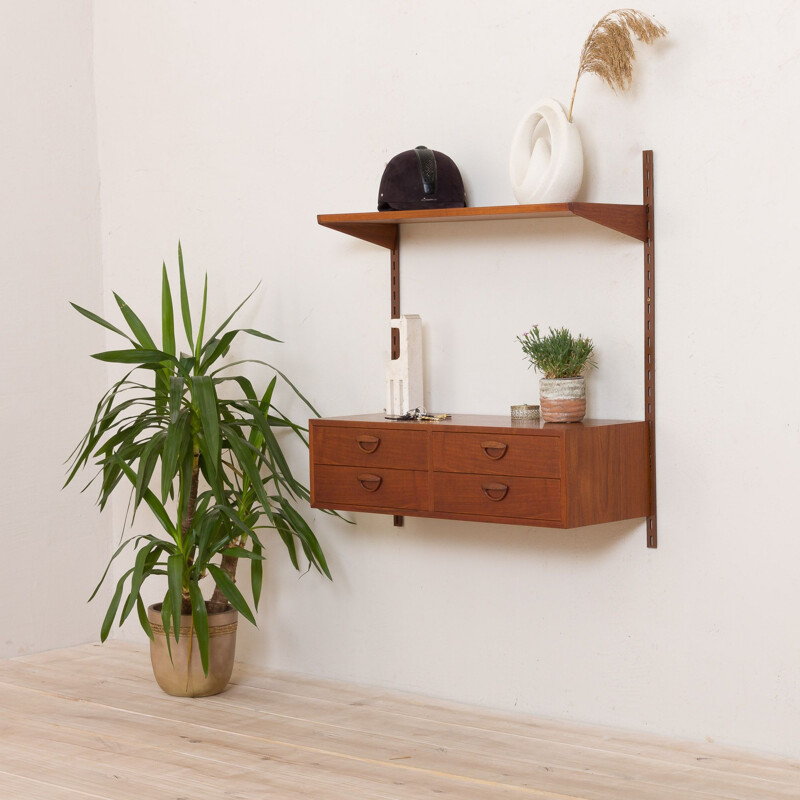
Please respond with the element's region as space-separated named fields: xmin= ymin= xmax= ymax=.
xmin=0 ymin=642 xmax=797 ymax=800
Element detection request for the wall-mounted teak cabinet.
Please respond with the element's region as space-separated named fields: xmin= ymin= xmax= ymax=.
xmin=310 ymin=415 xmax=649 ymax=529
xmin=313 ymin=151 xmax=656 ymax=545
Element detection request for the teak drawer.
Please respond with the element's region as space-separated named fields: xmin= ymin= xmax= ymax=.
xmin=432 ymin=474 xmax=561 ymax=521
xmin=431 ymin=431 xmax=561 ymax=478
xmin=312 ymin=426 xmax=427 ymax=470
xmin=313 ymin=465 xmax=428 ymax=511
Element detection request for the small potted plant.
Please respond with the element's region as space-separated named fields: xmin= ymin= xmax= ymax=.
xmin=517 ymin=325 xmax=596 ymax=422
xmin=65 ymin=244 xmax=331 ymax=697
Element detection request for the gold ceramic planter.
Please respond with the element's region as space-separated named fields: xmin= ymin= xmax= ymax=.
xmin=147 ymin=603 xmax=237 ymax=697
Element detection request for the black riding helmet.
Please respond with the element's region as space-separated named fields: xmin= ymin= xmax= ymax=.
xmin=378 ymin=146 xmax=467 ymax=211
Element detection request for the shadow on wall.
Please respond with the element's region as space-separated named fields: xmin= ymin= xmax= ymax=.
xmin=344 ymin=512 xmax=640 ymax=559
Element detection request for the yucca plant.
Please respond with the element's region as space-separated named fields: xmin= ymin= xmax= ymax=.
xmin=65 ymin=244 xmax=329 ymax=675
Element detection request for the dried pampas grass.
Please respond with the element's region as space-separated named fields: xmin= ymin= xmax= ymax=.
xmin=568 ymin=9 xmax=667 ymax=122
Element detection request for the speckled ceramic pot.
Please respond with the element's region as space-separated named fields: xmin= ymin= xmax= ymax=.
xmin=539 ymin=377 xmax=586 ymax=423
xmin=147 ymin=603 xmax=237 ymax=697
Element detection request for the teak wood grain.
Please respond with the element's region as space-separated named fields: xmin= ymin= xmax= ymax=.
xmin=317 ymin=202 xmax=648 ymax=245
xmin=432 ymin=473 xmax=562 ymax=521
xmin=310 ymin=416 xmax=649 ymax=530
xmin=432 ymin=431 xmax=561 ymax=478
xmin=313 ymin=425 xmax=428 ymax=470
xmin=565 ymin=422 xmax=650 ymax=527
xmin=313 ymin=464 xmax=429 ymax=511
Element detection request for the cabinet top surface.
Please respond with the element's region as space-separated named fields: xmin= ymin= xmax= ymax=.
xmin=311 ymin=413 xmax=645 ymax=435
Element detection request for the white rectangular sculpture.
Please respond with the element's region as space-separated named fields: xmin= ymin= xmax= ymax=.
xmin=386 ymin=314 xmax=424 ymax=416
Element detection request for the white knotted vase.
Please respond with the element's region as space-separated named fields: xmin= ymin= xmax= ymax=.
xmin=509 ymin=99 xmax=583 ymax=204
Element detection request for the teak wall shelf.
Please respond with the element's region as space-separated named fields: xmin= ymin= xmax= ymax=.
xmin=314 ymin=151 xmax=657 ymax=547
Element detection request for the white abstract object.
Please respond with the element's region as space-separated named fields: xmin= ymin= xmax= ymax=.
xmin=386 ymin=314 xmax=423 ymax=416
xmin=509 ymin=98 xmax=583 ymax=204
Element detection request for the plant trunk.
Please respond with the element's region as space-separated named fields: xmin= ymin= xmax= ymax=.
xmin=207 ymin=550 xmax=239 ymax=614
xmin=180 ymin=451 xmax=200 ymax=615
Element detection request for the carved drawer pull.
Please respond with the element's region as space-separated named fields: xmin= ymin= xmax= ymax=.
xmin=356 ymin=435 xmax=380 ymax=454
xmin=481 ymin=482 xmax=509 ymax=502
xmin=480 ymin=440 xmax=508 ymax=460
xmin=357 ymin=473 xmax=382 ymax=492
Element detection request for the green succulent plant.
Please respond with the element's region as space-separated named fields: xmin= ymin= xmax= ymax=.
xmin=65 ymin=243 xmax=329 ymax=674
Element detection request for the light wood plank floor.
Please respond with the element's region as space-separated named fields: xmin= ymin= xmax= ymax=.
xmin=0 ymin=642 xmax=797 ymax=799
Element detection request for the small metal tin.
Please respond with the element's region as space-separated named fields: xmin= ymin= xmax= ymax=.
xmin=510 ymin=404 xmax=540 ymax=420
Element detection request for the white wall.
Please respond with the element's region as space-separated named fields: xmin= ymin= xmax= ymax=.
xmin=0 ymin=1 xmax=110 ymax=656
xmin=91 ymin=1 xmax=800 ymax=758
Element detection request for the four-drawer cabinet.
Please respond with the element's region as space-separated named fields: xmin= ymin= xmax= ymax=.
xmin=310 ymin=414 xmax=650 ymax=528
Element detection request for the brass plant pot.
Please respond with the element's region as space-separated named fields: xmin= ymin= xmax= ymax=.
xmin=539 ymin=377 xmax=586 ymax=423
xmin=147 ymin=603 xmax=237 ymax=697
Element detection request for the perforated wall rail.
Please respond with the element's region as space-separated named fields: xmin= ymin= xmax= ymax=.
xmin=390 ymin=240 xmax=400 ymax=361
xmin=643 ymin=151 xmax=657 ymax=548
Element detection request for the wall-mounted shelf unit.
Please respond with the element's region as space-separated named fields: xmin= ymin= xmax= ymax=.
xmin=318 ymin=201 xmax=648 ymax=246
xmin=313 ymin=151 xmax=656 ymax=547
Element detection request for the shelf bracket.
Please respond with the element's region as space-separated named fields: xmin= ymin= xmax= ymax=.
xmin=643 ymin=150 xmax=657 ymax=548
xmin=571 ymin=203 xmax=648 ymax=241
xmin=321 ymin=221 xmax=398 ymax=250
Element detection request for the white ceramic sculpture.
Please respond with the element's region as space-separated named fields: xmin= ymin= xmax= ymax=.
xmin=509 ymin=98 xmax=583 ymax=204
xmin=386 ymin=315 xmax=423 ymax=416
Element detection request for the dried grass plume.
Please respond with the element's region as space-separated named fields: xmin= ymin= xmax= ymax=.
xmin=568 ymin=9 xmax=667 ymax=122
